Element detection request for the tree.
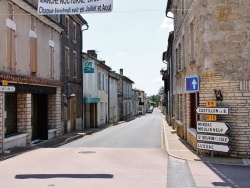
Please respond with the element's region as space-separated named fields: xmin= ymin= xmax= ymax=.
xmin=148 ymin=86 xmax=164 ymax=106
xmin=158 ymin=86 xmax=164 ymax=95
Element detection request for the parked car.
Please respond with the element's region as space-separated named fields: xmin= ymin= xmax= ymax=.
xmin=147 ymin=107 xmax=153 ymax=113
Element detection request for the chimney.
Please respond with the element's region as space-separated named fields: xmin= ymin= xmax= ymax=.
xmin=87 ymin=50 xmax=97 ymax=58
xmin=120 ymin=69 xmax=123 ymax=75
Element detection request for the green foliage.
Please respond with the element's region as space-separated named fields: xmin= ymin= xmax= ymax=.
xmin=148 ymin=86 xmax=164 ymax=106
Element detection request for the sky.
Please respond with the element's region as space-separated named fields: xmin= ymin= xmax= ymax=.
xmin=81 ymin=0 xmax=173 ymax=96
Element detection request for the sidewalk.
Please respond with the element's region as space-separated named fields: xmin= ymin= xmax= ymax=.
xmin=162 ymin=116 xmax=250 ymax=166
xmin=0 ymin=123 xmax=114 ymax=162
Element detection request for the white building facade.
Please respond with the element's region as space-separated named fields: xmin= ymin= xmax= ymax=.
xmin=82 ymin=51 xmax=111 ymax=128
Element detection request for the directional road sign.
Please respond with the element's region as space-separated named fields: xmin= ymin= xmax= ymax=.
xmin=197 ymin=142 xmax=230 ymax=152
xmin=185 ymin=76 xmax=199 ymax=92
xmin=197 ymin=134 xmax=230 ymax=144
xmin=0 ymin=86 xmax=15 ymax=92
xmin=196 ymin=107 xmax=229 ymax=115
xmin=197 ymin=121 xmax=230 ymax=134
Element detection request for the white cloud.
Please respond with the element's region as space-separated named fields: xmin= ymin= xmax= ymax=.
xmin=160 ymin=17 xmax=174 ymax=30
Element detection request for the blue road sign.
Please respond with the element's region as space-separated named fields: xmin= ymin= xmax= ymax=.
xmin=185 ymin=76 xmax=199 ymax=92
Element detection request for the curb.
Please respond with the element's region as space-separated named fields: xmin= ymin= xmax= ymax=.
xmin=162 ymin=117 xmax=247 ymax=166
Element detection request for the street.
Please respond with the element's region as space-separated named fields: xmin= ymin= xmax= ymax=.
xmin=0 ymin=109 xmax=250 ymax=188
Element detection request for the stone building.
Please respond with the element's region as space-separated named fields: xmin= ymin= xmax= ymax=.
xmin=109 ymin=71 xmax=119 ymax=124
xmin=82 ymin=51 xmax=111 ymax=128
xmin=132 ymin=88 xmax=140 ymax=117
xmin=138 ymin=89 xmax=148 ymax=115
xmin=166 ymin=0 xmax=250 ymax=158
xmin=0 ymin=0 xmax=64 ymax=151
xmin=117 ymin=69 xmax=134 ymax=121
xmin=60 ymin=15 xmax=88 ymax=133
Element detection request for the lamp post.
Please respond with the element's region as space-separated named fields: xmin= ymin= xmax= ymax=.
xmin=160 ymin=69 xmax=164 ymax=75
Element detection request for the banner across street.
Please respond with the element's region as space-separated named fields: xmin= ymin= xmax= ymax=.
xmin=38 ymin=0 xmax=113 ymax=14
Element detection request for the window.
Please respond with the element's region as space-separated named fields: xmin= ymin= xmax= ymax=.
xmin=65 ymin=16 xmax=69 ymax=38
xmin=73 ymin=51 xmax=77 ymax=77
xmin=106 ymin=78 xmax=108 ymax=94
xmin=102 ymin=74 xmax=105 ymax=90
xmin=50 ymin=28 xmax=54 ymax=40
xmin=7 ymin=28 xmax=16 ymax=70
xmin=178 ymin=94 xmax=183 ymax=122
xmin=73 ymin=22 xmax=77 ymax=42
xmin=176 ymin=43 xmax=182 ymax=72
xmin=98 ymin=72 xmax=101 ymax=90
xmin=31 ymin=16 xmax=36 ymax=31
xmin=190 ymin=19 xmax=195 ymax=63
xmin=49 ymin=47 xmax=54 ymax=77
xmin=49 ymin=28 xmax=54 ymax=77
xmin=178 ymin=43 xmax=181 ymax=70
xmin=30 ymin=37 xmax=37 ymax=73
xmin=30 ymin=17 xmax=37 ymax=73
xmin=65 ymin=47 xmax=70 ymax=76
xmin=8 ymin=2 xmax=14 ymax=20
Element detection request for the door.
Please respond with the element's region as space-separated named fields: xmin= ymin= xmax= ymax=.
xmin=70 ymin=96 xmax=76 ymax=131
xmin=190 ymin=93 xmax=199 ymax=129
xmin=32 ymin=94 xmax=48 ymax=140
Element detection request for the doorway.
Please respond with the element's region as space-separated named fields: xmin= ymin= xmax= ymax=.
xmin=190 ymin=92 xmax=199 ymax=129
xmin=32 ymin=94 xmax=48 ymax=140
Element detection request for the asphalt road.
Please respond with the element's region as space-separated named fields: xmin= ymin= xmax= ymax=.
xmin=61 ymin=110 xmax=162 ymax=148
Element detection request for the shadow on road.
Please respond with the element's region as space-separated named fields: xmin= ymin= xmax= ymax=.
xmin=15 ymin=174 xmax=114 ymax=179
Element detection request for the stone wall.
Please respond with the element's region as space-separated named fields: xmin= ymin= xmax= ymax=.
xmin=171 ymin=0 xmax=250 ymax=158
xmin=0 ymin=93 xmax=3 ymax=151
xmin=48 ymin=88 xmax=62 ymax=137
xmin=200 ymin=73 xmax=250 ymax=158
xmin=17 ymin=93 xmax=32 ymax=146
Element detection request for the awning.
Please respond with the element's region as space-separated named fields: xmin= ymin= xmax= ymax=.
xmin=84 ymin=97 xmax=100 ymax=103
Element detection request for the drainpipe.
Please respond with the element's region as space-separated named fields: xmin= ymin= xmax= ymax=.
xmin=1 ymin=93 xmax=5 ymax=153
xmin=81 ymin=23 xmax=89 ymax=131
xmin=108 ymin=72 xmax=110 ymax=125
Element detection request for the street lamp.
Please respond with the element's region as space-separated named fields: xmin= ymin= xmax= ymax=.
xmin=160 ymin=69 xmax=164 ymax=75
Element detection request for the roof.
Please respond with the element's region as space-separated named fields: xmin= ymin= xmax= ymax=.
xmin=165 ymin=0 xmax=173 ymax=17
xmin=123 ymin=75 xmax=134 ymax=84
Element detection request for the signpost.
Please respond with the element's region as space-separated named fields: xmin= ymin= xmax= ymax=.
xmin=197 ymin=134 xmax=230 ymax=144
xmin=197 ymin=143 xmax=230 ymax=152
xmin=196 ymin=107 xmax=229 ymax=115
xmin=197 ymin=121 xmax=230 ymax=134
xmin=196 ymin=102 xmax=230 ymax=155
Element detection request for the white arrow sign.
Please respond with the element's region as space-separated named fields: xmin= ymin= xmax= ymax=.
xmin=197 ymin=121 xmax=230 ymax=134
xmin=197 ymin=134 xmax=230 ymax=144
xmin=196 ymin=107 xmax=229 ymax=115
xmin=192 ymin=79 xmax=197 ymax=89
xmin=197 ymin=142 xmax=230 ymax=152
